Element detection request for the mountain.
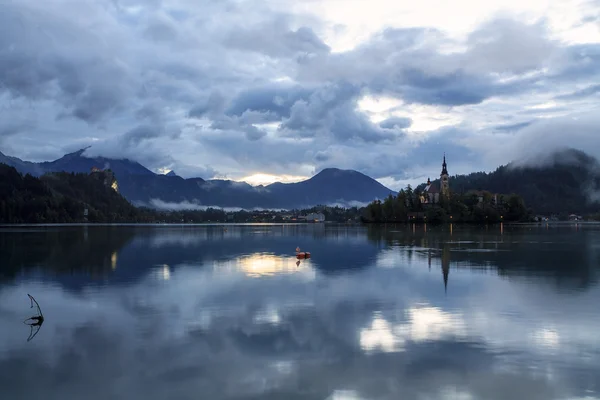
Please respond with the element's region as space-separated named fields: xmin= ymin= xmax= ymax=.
xmin=40 ymin=148 xmax=155 ymax=177
xmin=0 ymin=150 xmax=45 ymax=176
xmin=266 ymin=168 xmax=395 ymax=207
xmin=0 ymin=150 xmax=394 ymax=209
xmin=165 ymin=170 xmax=178 ymax=177
xmin=420 ymin=148 xmax=600 ymax=214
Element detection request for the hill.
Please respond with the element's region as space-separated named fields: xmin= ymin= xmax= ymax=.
xmin=419 ymin=148 xmax=600 ymax=215
xmin=0 ymin=164 xmax=143 ymax=223
xmin=0 ymin=150 xmax=394 ymax=209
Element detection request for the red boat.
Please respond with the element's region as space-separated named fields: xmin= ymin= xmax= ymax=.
xmin=295 ymin=247 xmax=311 ymax=259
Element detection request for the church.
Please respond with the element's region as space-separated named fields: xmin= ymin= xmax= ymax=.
xmin=420 ymin=155 xmax=450 ymax=205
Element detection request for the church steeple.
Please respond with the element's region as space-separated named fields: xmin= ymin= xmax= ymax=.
xmin=441 ymin=153 xmax=448 ymax=176
xmin=440 ymin=154 xmax=449 ymax=196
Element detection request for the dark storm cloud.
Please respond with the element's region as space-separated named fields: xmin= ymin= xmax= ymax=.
xmin=493 ymin=121 xmax=534 ymax=132
xmin=394 ymin=69 xmax=494 ymax=106
xmin=294 ymin=19 xmax=559 ymax=109
xmin=121 ymin=125 xmax=164 ymax=146
xmin=210 ymin=116 xmax=268 ymax=141
xmin=226 ymin=84 xmax=313 ymax=118
xmin=188 ymin=92 xmax=226 ymax=119
xmin=223 ymin=19 xmax=330 ymax=57
xmin=379 ymin=117 xmax=412 ymax=130
xmin=277 ymin=80 xmax=396 ymax=142
xmin=0 ymin=3 xmax=134 ymax=124
xmin=0 ymin=119 xmax=34 ymax=140
xmin=327 ymin=103 xmax=399 ymax=142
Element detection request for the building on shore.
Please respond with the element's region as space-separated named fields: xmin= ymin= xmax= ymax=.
xmin=420 ymin=155 xmax=450 ymax=205
xmin=305 ymin=212 xmax=325 ymax=222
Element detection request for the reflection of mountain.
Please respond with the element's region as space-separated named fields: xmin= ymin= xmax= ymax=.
xmin=0 ymin=227 xmax=136 ymax=281
xmin=0 ymin=225 xmax=381 ymax=289
xmin=367 ymin=224 xmax=600 ymax=290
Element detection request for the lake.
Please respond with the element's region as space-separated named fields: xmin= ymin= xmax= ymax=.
xmin=1 ymin=223 xmax=599 ymax=400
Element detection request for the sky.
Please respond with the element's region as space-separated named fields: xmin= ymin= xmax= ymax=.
xmin=0 ymin=0 xmax=599 ymax=189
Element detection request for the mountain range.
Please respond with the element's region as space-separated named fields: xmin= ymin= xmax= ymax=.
xmin=0 ymin=149 xmax=394 ymax=209
xmin=2 ymin=147 xmax=600 ymax=213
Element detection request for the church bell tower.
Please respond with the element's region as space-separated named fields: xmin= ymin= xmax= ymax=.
xmin=440 ymin=154 xmax=449 ymax=196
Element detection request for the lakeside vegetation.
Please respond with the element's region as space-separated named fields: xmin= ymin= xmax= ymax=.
xmin=362 ymin=186 xmax=532 ymax=224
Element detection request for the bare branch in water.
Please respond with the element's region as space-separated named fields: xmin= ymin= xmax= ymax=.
xmin=27 ymin=293 xmax=43 ymax=318
xmin=24 ymin=294 xmax=44 ymax=342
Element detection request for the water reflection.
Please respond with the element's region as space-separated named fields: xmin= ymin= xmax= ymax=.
xmin=217 ymin=253 xmax=313 ymax=278
xmin=0 ymin=224 xmax=599 ymax=399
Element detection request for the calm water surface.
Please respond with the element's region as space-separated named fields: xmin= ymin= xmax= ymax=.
xmin=1 ymin=223 xmax=599 ymax=400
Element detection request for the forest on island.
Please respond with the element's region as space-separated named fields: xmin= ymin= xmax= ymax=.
xmin=420 ymin=149 xmax=600 ymax=215
xmin=362 ymin=185 xmax=531 ymax=224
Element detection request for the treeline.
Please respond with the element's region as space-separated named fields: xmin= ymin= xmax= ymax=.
xmin=156 ymin=206 xmax=362 ymax=223
xmin=362 ymin=186 xmax=531 ymax=224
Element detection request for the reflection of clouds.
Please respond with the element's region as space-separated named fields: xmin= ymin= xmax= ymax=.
xmin=360 ymin=306 xmax=466 ymax=353
xmin=372 ymin=241 xmax=600 ymax=362
xmin=1 ymin=228 xmax=600 ymax=399
xmin=360 ymin=313 xmax=404 ymax=353
xmin=400 ymin=306 xmax=466 ymax=342
xmin=533 ymin=328 xmax=560 ymax=350
xmin=253 ymin=305 xmax=281 ymax=325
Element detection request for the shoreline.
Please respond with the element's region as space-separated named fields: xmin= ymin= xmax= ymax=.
xmin=1 ymin=221 xmax=599 ymax=227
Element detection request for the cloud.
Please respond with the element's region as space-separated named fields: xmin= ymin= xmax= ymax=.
xmin=464 ymin=18 xmax=557 ymax=75
xmin=121 ymin=125 xmax=164 ymax=146
xmin=223 ymin=19 xmax=330 ymax=57
xmin=148 ymin=198 xmax=241 ymax=211
xmin=493 ymin=121 xmax=534 ymax=132
xmin=1 ymin=0 xmax=600 ymax=184
xmin=555 ymin=84 xmax=600 ymax=100
xmin=226 ymin=84 xmax=313 ymax=119
xmin=379 ymin=117 xmax=412 ymax=130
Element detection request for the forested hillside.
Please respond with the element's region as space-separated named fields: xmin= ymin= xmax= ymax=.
xmin=420 ymin=149 xmax=600 ymax=215
xmin=0 ymin=164 xmax=143 ymax=223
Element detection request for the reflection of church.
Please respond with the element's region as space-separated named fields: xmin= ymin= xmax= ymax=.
xmin=420 ymin=155 xmax=450 ymax=205
xmin=428 ymin=244 xmax=451 ymax=293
